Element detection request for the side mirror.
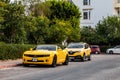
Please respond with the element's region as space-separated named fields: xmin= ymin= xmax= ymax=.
xmin=30 ymin=48 xmax=33 ymax=51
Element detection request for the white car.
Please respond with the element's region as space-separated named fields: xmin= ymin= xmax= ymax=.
xmin=106 ymin=45 xmax=120 ymax=54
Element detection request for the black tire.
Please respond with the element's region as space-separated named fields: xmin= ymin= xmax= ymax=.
xmin=81 ymin=54 xmax=86 ymax=62
xmin=51 ymin=55 xmax=57 ymax=67
xmin=70 ymin=59 xmax=74 ymax=62
xmin=23 ymin=64 xmax=29 ymax=67
xmin=63 ymin=55 xmax=69 ymax=65
xmin=109 ymin=51 xmax=113 ymax=54
xmin=88 ymin=54 xmax=91 ymax=61
xmin=95 ymin=51 xmax=99 ymax=54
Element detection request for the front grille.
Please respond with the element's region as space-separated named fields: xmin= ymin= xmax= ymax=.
xmin=27 ymin=60 xmax=44 ymax=62
xmin=68 ymin=51 xmax=76 ymax=55
xmin=24 ymin=54 xmax=50 ymax=57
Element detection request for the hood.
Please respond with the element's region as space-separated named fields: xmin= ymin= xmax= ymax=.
xmin=107 ymin=48 xmax=114 ymax=50
xmin=67 ymin=48 xmax=84 ymax=52
xmin=24 ymin=50 xmax=56 ymax=55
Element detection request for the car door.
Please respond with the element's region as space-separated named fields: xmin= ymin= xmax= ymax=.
xmin=85 ymin=44 xmax=91 ymax=56
xmin=57 ymin=48 xmax=64 ymax=63
xmin=114 ymin=46 xmax=120 ymax=53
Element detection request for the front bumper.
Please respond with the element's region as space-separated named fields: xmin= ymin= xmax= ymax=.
xmin=22 ymin=56 xmax=53 ymax=65
xmin=69 ymin=55 xmax=82 ymax=60
xmin=68 ymin=51 xmax=84 ymax=59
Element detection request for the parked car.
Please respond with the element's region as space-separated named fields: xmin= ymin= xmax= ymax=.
xmin=106 ymin=45 xmax=120 ymax=54
xmin=66 ymin=42 xmax=91 ymax=61
xmin=90 ymin=45 xmax=101 ymax=54
xmin=23 ymin=45 xmax=69 ymax=67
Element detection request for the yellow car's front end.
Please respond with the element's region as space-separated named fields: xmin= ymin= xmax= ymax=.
xmin=23 ymin=51 xmax=55 ymax=65
xmin=23 ymin=45 xmax=69 ymax=67
xmin=68 ymin=48 xmax=85 ymax=60
xmin=67 ymin=42 xmax=91 ymax=61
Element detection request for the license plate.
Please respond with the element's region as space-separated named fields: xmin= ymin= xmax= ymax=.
xmin=32 ymin=58 xmax=38 ymax=62
xmin=69 ymin=57 xmax=74 ymax=59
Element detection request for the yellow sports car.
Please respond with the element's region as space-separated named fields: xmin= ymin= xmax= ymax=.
xmin=67 ymin=42 xmax=91 ymax=61
xmin=23 ymin=45 xmax=69 ymax=67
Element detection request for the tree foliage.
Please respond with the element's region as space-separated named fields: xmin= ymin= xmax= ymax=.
xmin=80 ymin=16 xmax=120 ymax=45
xmin=0 ymin=0 xmax=81 ymax=44
xmin=1 ymin=1 xmax=26 ymax=43
xmin=49 ymin=1 xmax=81 ymax=42
xmin=96 ymin=16 xmax=120 ymax=45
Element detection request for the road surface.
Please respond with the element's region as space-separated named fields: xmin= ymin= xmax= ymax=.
xmin=0 ymin=54 xmax=120 ymax=80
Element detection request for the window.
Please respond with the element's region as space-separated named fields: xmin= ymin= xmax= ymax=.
xmin=117 ymin=9 xmax=120 ymax=16
xmin=83 ymin=12 xmax=88 ymax=19
xmin=83 ymin=0 xmax=90 ymax=5
xmin=83 ymin=10 xmax=91 ymax=20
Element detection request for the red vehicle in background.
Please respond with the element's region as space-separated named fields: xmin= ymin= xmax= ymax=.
xmin=90 ymin=45 xmax=101 ymax=54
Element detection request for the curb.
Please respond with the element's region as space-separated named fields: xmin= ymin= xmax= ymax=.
xmin=0 ymin=63 xmax=22 ymax=69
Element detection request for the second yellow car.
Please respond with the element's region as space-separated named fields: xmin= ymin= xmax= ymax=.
xmin=66 ymin=42 xmax=91 ymax=61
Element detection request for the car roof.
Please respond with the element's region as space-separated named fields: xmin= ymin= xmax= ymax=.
xmin=68 ymin=42 xmax=87 ymax=45
xmin=90 ymin=45 xmax=99 ymax=47
xmin=37 ymin=44 xmax=57 ymax=47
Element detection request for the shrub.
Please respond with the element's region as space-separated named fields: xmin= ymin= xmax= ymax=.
xmin=0 ymin=43 xmax=35 ymax=60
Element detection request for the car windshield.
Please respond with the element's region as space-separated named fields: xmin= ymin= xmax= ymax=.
xmin=67 ymin=43 xmax=83 ymax=48
xmin=34 ymin=45 xmax=56 ymax=51
xmin=91 ymin=46 xmax=99 ymax=48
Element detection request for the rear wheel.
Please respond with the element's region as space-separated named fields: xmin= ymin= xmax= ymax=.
xmin=51 ymin=55 xmax=57 ymax=67
xmin=63 ymin=55 xmax=69 ymax=65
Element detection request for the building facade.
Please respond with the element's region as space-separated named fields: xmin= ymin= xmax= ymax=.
xmin=72 ymin=0 xmax=116 ymax=27
xmin=114 ymin=0 xmax=120 ymax=16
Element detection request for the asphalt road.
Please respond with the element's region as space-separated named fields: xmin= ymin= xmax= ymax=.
xmin=0 ymin=54 xmax=120 ymax=80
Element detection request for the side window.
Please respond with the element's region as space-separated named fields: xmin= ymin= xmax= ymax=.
xmin=115 ymin=46 xmax=120 ymax=48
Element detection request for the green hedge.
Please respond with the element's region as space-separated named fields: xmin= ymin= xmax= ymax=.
xmin=0 ymin=43 xmax=35 ymax=60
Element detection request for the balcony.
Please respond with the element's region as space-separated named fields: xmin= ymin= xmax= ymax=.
xmin=114 ymin=0 xmax=120 ymax=8
xmin=114 ymin=3 xmax=120 ymax=8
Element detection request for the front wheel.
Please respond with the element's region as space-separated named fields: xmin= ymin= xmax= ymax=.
xmin=63 ymin=55 xmax=69 ymax=65
xmin=23 ymin=64 xmax=29 ymax=67
xmin=81 ymin=54 xmax=86 ymax=62
xmin=88 ymin=54 xmax=91 ymax=61
xmin=51 ymin=55 xmax=57 ymax=67
xmin=109 ymin=51 xmax=113 ymax=54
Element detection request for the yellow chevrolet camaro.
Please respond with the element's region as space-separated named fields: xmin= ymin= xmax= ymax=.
xmin=67 ymin=42 xmax=91 ymax=61
xmin=23 ymin=45 xmax=69 ymax=67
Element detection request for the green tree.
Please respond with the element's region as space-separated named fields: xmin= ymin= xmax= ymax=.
xmin=49 ymin=1 xmax=81 ymax=43
xmin=26 ymin=16 xmax=50 ymax=44
xmin=1 ymin=1 xmax=26 ymax=44
xmin=0 ymin=0 xmax=5 ymax=23
xmin=29 ymin=1 xmax=51 ymax=17
xmin=45 ymin=19 xmax=72 ymax=44
xmin=49 ymin=0 xmax=80 ymax=20
xmin=96 ymin=16 xmax=120 ymax=45
xmin=24 ymin=0 xmax=81 ymax=44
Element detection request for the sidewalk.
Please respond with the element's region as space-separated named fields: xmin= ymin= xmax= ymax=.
xmin=0 ymin=59 xmax=22 ymax=69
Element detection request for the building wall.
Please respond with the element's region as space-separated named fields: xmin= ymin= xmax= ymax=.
xmin=113 ymin=0 xmax=120 ymax=16
xmin=72 ymin=0 xmax=114 ymax=27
